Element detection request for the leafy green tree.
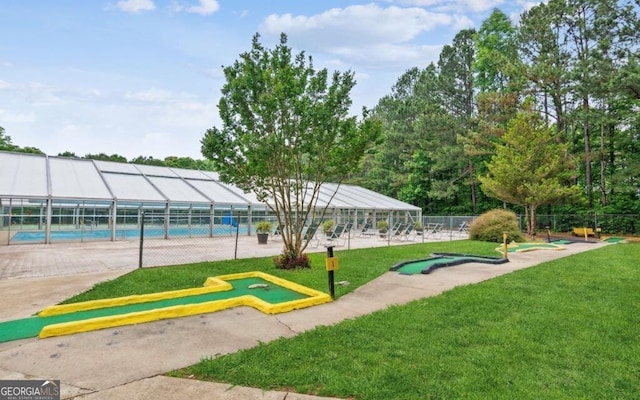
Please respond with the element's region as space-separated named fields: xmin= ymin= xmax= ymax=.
xmin=163 ymin=156 xmax=199 ymax=170
xmin=130 ymin=155 xmax=165 ymax=166
xmin=0 ymin=126 xmax=17 ymax=151
xmin=480 ymin=101 xmax=582 ymax=235
xmin=437 ymin=29 xmax=481 ymax=212
xmin=58 ymin=151 xmax=80 ymax=158
xmin=473 ymin=9 xmax=522 ymax=93
xmin=0 ymin=126 xmax=43 ymax=154
xmin=358 ymin=67 xmax=427 ymax=200
xmin=201 ymin=33 xmax=381 ymax=267
xmin=518 ymin=1 xmax=571 ymax=135
xmin=84 ymin=153 xmax=128 ymax=163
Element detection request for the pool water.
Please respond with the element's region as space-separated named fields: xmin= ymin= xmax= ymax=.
xmin=11 ymin=226 xmax=248 ymax=242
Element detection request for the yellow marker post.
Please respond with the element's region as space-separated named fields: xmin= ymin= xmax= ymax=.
xmin=502 ymin=233 xmax=509 ymax=260
xmin=584 ymin=226 xmax=588 ymax=242
xmin=326 ymin=246 xmax=339 ymax=299
xmin=325 ymin=257 xmax=339 ymax=272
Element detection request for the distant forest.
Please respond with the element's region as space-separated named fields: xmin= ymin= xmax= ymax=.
xmin=2 ymin=1 xmax=639 ymax=218
xmin=353 ymin=1 xmax=640 ymax=218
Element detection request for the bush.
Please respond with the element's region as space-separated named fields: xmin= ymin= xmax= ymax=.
xmin=469 ymin=209 xmax=524 ymax=243
xmin=273 ymin=250 xmax=311 ymax=270
xmin=322 ymin=219 xmax=335 ymax=234
xmin=376 ymin=220 xmax=388 ymax=232
xmin=256 ymin=220 xmax=272 ymax=234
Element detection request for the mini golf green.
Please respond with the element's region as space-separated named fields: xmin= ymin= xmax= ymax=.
xmin=390 ymin=253 xmax=508 ymax=275
xmin=0 ymin=273 xmax=329 ymax=343
xmin=496 ymin=242 xmax=566 ymax=253
xmin=551 ymin=239 xmax=573 ymax=245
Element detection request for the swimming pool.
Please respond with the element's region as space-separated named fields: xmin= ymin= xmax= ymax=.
xmin=11 ymin=226 xmax=248 ymax=243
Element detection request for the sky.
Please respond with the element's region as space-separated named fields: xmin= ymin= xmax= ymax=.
xmin=0 ymin=0 xmax=543 ymax=160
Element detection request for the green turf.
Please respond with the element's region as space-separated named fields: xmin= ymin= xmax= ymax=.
xmin=60 ymin=240 xmax=499 ymax=305
xmin=171 ymin=243 xmax=640 ymax=399
xmin=0 ymin=277 xmax=307 ymax=343
xmin=506 ymin=243 xmax=562 ymax=252
xmin=395 ymin=256 xmax=505 ymax=275
xmin=394 ymin=258 xmax=445 ymax=274
xmin=551 ymin=239 xmax=573 ymax=245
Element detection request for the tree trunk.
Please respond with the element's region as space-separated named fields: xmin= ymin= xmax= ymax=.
xmin=469 ymin=161 xmax=477 ymax=214
xmin=599 ymin=122 xmax=607 ymax=206
xmin=528 ymin=205 xmax=537 ymax=237
xmin=583 ymin=97 xmax=593 ymax=208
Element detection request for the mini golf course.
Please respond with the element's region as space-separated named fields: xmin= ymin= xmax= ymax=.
xmin=390 ymin=253 xmax=509 ymax=275
xmin=0 ymin=271 xmax=331 ymax=343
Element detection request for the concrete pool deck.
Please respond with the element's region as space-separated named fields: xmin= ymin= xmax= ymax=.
xmin=0 ymin=236 xmax=608 ymax=399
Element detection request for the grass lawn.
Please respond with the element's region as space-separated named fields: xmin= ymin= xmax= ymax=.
xmin=62 ymin=240 xmax=498 ymax=303
xmin=168 ymin=243 xmax=640 ymax=400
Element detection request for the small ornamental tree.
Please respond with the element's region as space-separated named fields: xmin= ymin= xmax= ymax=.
xmin=479 ymin=100 xmax=582 ymax=236
xmin=201 ymin=33 xmax=381 ymax=267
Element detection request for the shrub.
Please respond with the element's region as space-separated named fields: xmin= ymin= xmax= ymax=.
xmin=469 ymin=209 xmax=524 ymax=243
xmin=322 ymin=219 xmax=335 ymax=234
xmin=376 ymin=220 xmax=388 ymax=232
xmin=273 ymin=251 xmax=311 ymax=270
xmin=256 ymin=220 xmax=272 ymax=234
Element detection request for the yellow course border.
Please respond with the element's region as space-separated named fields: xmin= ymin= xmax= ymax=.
xmin=38 ymin=271 xmax=331 ymax=339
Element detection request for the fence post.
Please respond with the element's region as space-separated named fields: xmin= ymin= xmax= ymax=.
xmin=138 ymin=211 xmax=145 ymax=268
xmin=234 ymin=213 xmax=239 ymax=260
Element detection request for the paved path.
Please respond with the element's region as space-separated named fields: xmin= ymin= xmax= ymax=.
xmin=0 ymin=237 xmax=607 ymax=399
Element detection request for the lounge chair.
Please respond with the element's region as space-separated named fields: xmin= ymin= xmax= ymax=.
xmin=456 ymin=221 xmax=469 ymax=236
xmin=303 ymin=224 xmax=319 ymax=247
xmin=379 ymin=222 xmax=404 ymax=241
xmin=322 ymin=223 xmax=346 ymax=246
xmin=425 ymin=223 xmax=444 ymax=239
xmin=271 ymin=224 xmax=285 ymax=241
xmin=342 ymin=222 xmax=353 ymax=238
xmin=356 ymin=222 xmax=374 ymax=238
xmin=400 ymin=223 xmax=417 ymax=241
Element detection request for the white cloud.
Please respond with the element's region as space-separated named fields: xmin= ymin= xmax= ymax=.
xmin=396 ymin=0 xmax=504 ymax=13
xmin=187 ymin=0 xmax=219 ymax=15
xmin=260 ymin=4 xmax=454 ymax=67
xmin=451 ymin=14 xmax=475 ymax=30
xmin=115 ymin=0 xmax=156 ymax=13
xmin=331 ymin=43 xmax=443 ymax=68
xmin=262 ymin=4 xmax=453 ymax=46
xmin=0 ymin=80 xmax=9 ymax=90
xmin=0 ymin=109 xmax=36 ymax=123
xmin=125 ymin=88 xmax=173 ymax=103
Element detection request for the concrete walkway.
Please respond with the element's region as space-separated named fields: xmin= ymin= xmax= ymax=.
xmin=0 ymin=236 xmax=607 ymax=399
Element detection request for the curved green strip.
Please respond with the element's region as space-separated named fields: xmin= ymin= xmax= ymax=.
xmin=0 ymin=277 xmax=307 ymax=343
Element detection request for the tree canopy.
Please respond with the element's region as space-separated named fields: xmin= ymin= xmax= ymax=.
xmin=201 ymin=33 xmax=381 ymax=266
xmin=479 ymin=101 xmax=582 ymax=235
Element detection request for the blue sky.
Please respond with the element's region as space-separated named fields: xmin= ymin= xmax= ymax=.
xmin=0 ymin=0 xmax=542 ymax=159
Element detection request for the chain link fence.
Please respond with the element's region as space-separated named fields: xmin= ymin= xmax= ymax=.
xmin=522 ymin=214 xmax=639 ymax=236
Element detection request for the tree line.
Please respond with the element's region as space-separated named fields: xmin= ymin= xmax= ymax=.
xmin=0 ymin=127 xmax=215 ymax=171
xmin=352 ymin=0 xmax=640 ymax=221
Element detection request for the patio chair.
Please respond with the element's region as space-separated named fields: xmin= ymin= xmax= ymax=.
xmin=400 ymin=223 xmax=417 ymax=241
xmin=342 ymin=222 xmax=353 ymax=238
xmin=392 ymin=223 xmax=408 ymax=240
xmin=271 ymin=224 xmax=285 ymax=241
xmin=356 ymin=221 xmax=374 ymax=238
xmin=303 ymin=224 xmax=320 ymax=247
xmin=378 ymin=222 xmax=401 ymax=241
xmin=457 ymin=221 xmax=470 ymax=236
xmin=425 ymin=222 xmax=444 ymax=239
xmin=322 ymin=223 xmax=347 ymax=246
